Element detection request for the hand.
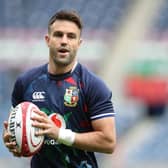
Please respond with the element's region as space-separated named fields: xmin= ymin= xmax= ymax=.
xmin=3 ymin=121 xmax=22 ymax=157
xmin=31 ymin=110 xmax=60 ymax=140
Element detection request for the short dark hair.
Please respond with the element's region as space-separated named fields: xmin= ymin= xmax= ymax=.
xmin=48 ymin=10 xmax=83 ymax=33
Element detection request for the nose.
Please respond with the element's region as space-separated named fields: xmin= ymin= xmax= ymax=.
xmin=61 ymin=34 xmax=68 ymax=45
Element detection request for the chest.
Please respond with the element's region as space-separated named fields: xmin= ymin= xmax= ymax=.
xmin=22 ymin=78 xmax=91 ymax=131
xmin=23 ymin=77 xmax=87 ymax=116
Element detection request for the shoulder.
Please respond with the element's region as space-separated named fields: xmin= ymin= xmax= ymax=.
xmin=14 ymin=64 xmax=47 ymax=92
xmin=76 ymin=63 xmax=112 ymax=95
xmin=76 ymin=63 xmax=101 ymax=82
xmin=17 ymin=64 xmax=47 ymax=83
xmin=79 ymin=64 xmax=110 ymax=88
xmin=12 ymin=64 xmax=48 ymax=106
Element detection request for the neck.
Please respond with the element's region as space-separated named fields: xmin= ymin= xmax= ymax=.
xmin=48 ymin=61 xmax=77 ymax=75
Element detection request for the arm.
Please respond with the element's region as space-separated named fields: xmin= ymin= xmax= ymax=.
xmin=32 ymin=110 xmax=116 ymax=154
xmin=73 ymin=117 xmax=116 ymax=154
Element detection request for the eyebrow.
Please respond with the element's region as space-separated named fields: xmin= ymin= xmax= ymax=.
xmin=53 ymin=31 xmax=77 ymax=37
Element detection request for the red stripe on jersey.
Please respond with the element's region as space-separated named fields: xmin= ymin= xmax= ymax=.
xmin=65 ymin=77 xmax=77 ymax=85
xmin=83 ymin=103 xmax=88 ymax=112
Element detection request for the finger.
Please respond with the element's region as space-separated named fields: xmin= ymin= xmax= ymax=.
xmin=31 ymin=115 xmax=46 ymax=123
xmin=9 ymin=147 xmax=18 ymax=153
xmin=31 ymin=114 xmax=48 ymax=124
xmin=32 ymin=120 xmax=49 ymax=129
xmin=13 ymin=152 xmax=22 ymax=157
xmin=3 ymin=121 xmax=11 ymax=141
xmin=35 ymin=128 xmax=50 ymax=136
xmin=6 ymin=141 xmax=17 ymax=149
xmin=33 ymin=109 xmax=47 ymax=117
xmin=9 ymin=148 xmax=21 ymax=157
xmin=35 ymin=129 xmax=45 ymax=136
xmin=3 ymin=133 xmax=11 ymax=142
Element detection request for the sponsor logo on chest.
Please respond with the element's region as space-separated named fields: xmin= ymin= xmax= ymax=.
xmin=32 ymin=91 xmax=46 ymax=102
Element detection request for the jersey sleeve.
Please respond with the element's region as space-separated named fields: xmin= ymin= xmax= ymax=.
xmin=11 ymin=76 xmax=24 ymax=107
xmin=86 ymin=75 xmax=115 ymax=120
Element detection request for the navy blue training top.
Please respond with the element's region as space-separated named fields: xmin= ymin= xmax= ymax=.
xmin=12 ymin=62 xmax=115 ymax=168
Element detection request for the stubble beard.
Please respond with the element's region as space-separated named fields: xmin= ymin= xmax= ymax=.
xmin=52 ymin=52 xmax=76 ymax=67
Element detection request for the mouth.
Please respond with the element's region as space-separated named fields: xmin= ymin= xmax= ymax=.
xmin=58 ymin=48 xmax=69 ymax=56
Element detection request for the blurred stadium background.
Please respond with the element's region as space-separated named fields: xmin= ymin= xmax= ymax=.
xmin=0 ymin=0 xmax=168 ymax=167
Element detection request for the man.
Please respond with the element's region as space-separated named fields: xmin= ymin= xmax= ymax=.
xmin=3 ymin=10 xmax=116 ymax=168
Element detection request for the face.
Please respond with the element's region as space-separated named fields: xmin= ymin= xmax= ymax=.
xmin=45 ymin=20 xmax=82 ymax=67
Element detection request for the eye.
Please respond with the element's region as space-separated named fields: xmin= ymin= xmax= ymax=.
xmin=67 ymin=33 xmax=76 ymax=39
xmin=53 ymin=31 xmax=63 ymax=38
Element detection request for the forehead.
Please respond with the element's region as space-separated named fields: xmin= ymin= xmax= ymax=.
xmin=50 ymin=20 xmax=80 ymax=34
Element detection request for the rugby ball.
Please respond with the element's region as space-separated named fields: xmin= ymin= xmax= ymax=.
xmin=7 ymin=101 xmax=44 ymax=157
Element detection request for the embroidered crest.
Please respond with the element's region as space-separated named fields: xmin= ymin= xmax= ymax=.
xmin=64 ymin=86 xmax=79 ymax=107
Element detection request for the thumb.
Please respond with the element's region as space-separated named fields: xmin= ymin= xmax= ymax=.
xmin=3 ymin=121 xmax=8 ymax=130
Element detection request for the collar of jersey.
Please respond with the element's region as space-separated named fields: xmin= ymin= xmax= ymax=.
xmin=46 ymin=63 xmax=78 ymax=81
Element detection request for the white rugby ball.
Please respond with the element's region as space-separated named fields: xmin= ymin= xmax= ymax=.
xmin=7 ymin=101 xmax=44 ymax=157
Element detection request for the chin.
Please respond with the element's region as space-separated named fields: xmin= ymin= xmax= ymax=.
xmin=54 ymin=59 xmax=72 ymax=67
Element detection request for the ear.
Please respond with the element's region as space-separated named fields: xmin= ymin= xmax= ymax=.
xmin=79 ymin=38 xmax=83 ymax=46
xmin=45 ymin=35 xmax=50 ymax=46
